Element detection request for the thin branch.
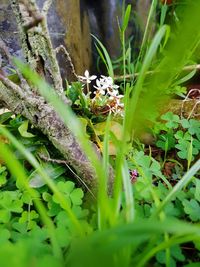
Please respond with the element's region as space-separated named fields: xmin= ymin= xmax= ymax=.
xmin=55 ymin=45 xmax=79 ymax=80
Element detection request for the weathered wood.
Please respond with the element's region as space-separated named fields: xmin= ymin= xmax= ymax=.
xmin=0 ymin=0 xmax=114 ymax=193
xmin=164 ymin=99 xmax=200 ymax=120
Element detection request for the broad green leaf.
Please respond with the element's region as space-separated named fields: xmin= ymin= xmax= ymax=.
xmin=0 ymin=112 xmax=13 ymax=124
xmin=94 ymin=121 xmax=123 ymax=140
xmin=29 ymin=163 xmax=66 ymax=188
xmin=18 ymin=120 xmax=35 ymax=138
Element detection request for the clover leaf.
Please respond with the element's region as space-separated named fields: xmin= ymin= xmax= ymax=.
xmin=175 ymin=130 xmax=191 ymax=141
xmin=0 ymin=191 xmax=23 ymax=214
xmin=161 ymin=112 xmax=180 ymax=129
xmin=175 ymin=131 xmax=199 ymax=160
xmin=55 ymin=226 xmax=71 ymax=248
xmin=181 ymin=118 xmax=200 ymax=139
xmin=175 ymin=135 xmax=200 ymax=160
xmin=52 ymin=181 xmax=84 ymax=208
xmin=19 ymin=210 xmax=39 ymax=230
xmin=70 ymin=189 xmax=84 ymax=206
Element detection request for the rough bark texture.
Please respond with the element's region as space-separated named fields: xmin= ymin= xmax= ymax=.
xmin=0 ymin=0 xmax=114 ymax=193
xmin=10 ymin=0 xmax=65 ymax=95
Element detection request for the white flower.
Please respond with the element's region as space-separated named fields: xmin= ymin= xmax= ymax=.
xmin=100 ymin=75 xmax=114 ymax=87
xmin=107 ymin=87 xmax=118 ymax=97
xmin=93 ymin=79 xmax=107 ymax=93
xmin=78 ymin=70 xmax=97 ymax=84
xmin=108 ymin=94 xmax=124 ymax=116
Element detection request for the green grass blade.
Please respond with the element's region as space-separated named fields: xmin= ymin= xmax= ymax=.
xmin=92 ymin=34 xmax=114 ymax=78
xmin=121 ymin=4 xmax=131 ymax=32
xmin=122 ymin=159 xmax=134 ymax=222
xmin=127 ymin=25 xmax=168 ymax=134
xmin=154 ymin=158 xmax=200 ymax=216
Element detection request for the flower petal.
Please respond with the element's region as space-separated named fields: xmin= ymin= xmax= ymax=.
xmin=90 ymin=75 xmax=97 ymax=80
xmin=84 ymin=70 xmax=89 ymax=78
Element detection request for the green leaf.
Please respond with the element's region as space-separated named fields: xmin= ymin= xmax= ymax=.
xmin=55 ymin=226 xmax=70 ymax=248
xmin=18 ymin=120 xmax=35 ymax=138
xmin=171 ymin=244 xmax=185 ymax=261
xmin=66 ymin=82 xmax=80 ymax=103
xmin=0 ymin=191 xmax=23 ymax=213
xmin=0 ymin=172 xmax=7 ymax=187
xmin=0 ymin=228 xmax=10 ymax=245
xmin=0 ymin=209 xmax=10 ymax=223
xmin=19 ymin=210 xmax=39 ymax=230
xmin=161 ymin=112 xmax=180 ymax=129
xmin=195 ymin=179 xmax=200 ymax=202
xmin=47 ymin=201 xmax=61 ymax=217
xmin=175 ymin=69 xmax=196 ymax=85
xmin=164 ymin=202 xmax=181 ymax=217
xmin=21 ymin=191 xmax=33 ymax=205
xmin=181 ymin=119 xmax=200 ymax=137
xmin=122 ymin=5 xmax=131 ymax=32
xmin=0 ymin=112 xmax=13 ymax=124
xmin=183 ymin=199 xmax=200 ymax=221
xmin=156 ymin=132 xmax=175 ymax=151
xmin=56 ymin=211 xmax=70 ymax=228
xmin=70 ymin=188 xmax=84 ymax=206
xmin=57 ymin=181 xmax=74 ymax=194
xmin=92 ymin=34 xmax=114 ymax=78
xmin=29 ymin=163 xmax=66 ymax=188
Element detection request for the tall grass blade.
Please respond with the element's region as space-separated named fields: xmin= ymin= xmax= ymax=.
xmin=92 ymin=34 xmax=114 ymax=78
xmin=154 ymin=158 xmax=200 ymax=216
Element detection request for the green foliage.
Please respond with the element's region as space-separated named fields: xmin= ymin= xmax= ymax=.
xmin=29 ymin=163 xmax=66 ymax=188
xmin=183 ymin=199 xmax=200 ymax=222
xmin=92 ymin=35 xmax=114 ymax=78
xmin=0 ymin=1 xmax=200 ymax=267
xmin=18 ymin=120 xmax=35 ymax=138
xmin=155 ymin=112 xmax=200 ymax=163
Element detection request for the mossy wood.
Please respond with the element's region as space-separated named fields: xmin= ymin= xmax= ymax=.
xmin=0 ymin=0 xmax=114 ymax=193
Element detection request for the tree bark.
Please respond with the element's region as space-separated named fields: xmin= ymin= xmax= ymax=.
xmin=0 ymin=0 xmax=114 ymax=193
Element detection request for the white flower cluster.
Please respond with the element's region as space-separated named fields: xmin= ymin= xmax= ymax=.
xmin=78 ymin=70 xmax=124 ymax=116
xmin=78 ymin=70 xmax=97 ymax=84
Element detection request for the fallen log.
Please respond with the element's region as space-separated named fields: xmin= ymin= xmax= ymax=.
xmin=0 ymin=0 xmax=114 ymax=193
